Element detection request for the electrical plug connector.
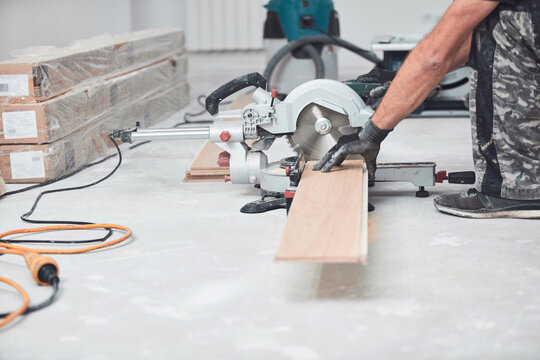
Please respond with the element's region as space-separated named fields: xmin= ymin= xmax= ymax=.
xmin=23 ymin=253 xmax=59 ymax=286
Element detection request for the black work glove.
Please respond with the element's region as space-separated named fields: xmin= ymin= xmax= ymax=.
xmin=357 ymin=67 xmax=396 ymax=109
xmin=312 ymin=119 xmax=392 ymax=181
xmin=356 ymin=67 xmax=396 ymax=84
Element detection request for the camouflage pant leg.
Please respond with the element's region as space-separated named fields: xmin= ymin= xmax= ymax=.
xmin=470 ymin=9 xmax=540 ymax=200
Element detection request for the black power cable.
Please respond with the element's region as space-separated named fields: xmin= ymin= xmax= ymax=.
xmin=0 ymin=136 xmax=122 ymax=319
xmin=0 ymin=135 xmax=122 ymax=246
xmin=0 ymin=94 xmax=231 ymax=202
xmin=1 ymin=93 xmax=231 ymax=245
xmin=0 ymin=94 xmax=231 ymax=319
xmin=0 ymin=153 xmax=117 ymax=200
xmin=20 ymin=135 xmax=122 ymax=225
xmin=183 ymin=95 xmax=222 ymax=124
xmin=12 ymin=97 xmax=216 ymax=190
xmin=25 ymin=264 xmax=60 ymax=316
xmin=0 ymin=89 xmax=244 ymax=321
xmin=24 ymin=278 xmax=59 ymax=314
xmin=0 ymin=264 xmax=60 ymax=319
xmin=0 ymin=278 xmax=59 ymax=319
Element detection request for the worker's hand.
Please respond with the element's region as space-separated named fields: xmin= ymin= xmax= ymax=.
xmin=312 ymin=119 xmax=392 ymax=180
xmin=356 ymin=67 xmax=396 ymax=109
xmin=356 ymin=67 xmax=396 ymax=84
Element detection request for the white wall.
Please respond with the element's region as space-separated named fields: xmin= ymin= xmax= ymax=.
xmin=0 ymin=0 xmax=452 ymax=63
xmin=334 ymin=0 xmax=451 ymax=67
xmin=185 ymin=0 xmax=266 ymax=51
xmin=131 ymin=0 xmax=187 ymax=31
xmin=0 ymin=0 xmax=131 ymax=60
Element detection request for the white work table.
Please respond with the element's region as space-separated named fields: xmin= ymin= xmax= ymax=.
xmin=0 ymin=52 xmax=538 ymax=359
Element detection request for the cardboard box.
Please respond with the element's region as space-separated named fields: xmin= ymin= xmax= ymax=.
xmin=0 ymin=28 xmax=184 ymax=103
xmin=0 ymin=172 xmax=5 ymax=195
xmin=0 ymin=81 xmax=190 ymax=183
xmin=0 ymin=54 xmax=187 ymax=144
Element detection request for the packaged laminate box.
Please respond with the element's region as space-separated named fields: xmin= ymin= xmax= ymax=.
xmin=0 ymin=81 xmax=190 ymax=183
xmin=0 ymin=54 xmax=188 ymax=144
xmin=0 ymin=171 xmax=6 ymax=195
xmin=0 ymin=28 xmax=185 ymax=104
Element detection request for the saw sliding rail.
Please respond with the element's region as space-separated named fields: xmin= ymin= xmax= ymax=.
xmin=129 ymin=127 xmax=210 ymax=141
xmin=121 ymin=128 xmax=440 ymax=197
xmin=376 ymin=162 xmax=436 ymax=197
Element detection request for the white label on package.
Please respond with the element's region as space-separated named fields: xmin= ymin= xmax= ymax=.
xmin=10 ymin=151 xmax=45 ymax=179
xmin=2 ymin=111 xmax=38 ymax=139
xmin=0 ymin=75 xmax=29 ymax=97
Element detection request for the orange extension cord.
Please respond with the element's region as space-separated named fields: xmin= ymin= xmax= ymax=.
xmin=0 ymin=223 xmax=132 ymax=328
xmin=0 ymin=277 xmax=30 ymax=328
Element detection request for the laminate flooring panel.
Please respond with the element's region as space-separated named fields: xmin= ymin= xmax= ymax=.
xmin=183 ymin=94 xmax=253 ymax=182
xmin=276 ymin=160 xmax=368 ymax=263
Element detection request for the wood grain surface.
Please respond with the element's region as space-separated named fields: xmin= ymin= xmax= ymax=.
xmin=187 ymin=141 xmax=230 ymax=173
xmin=184 ymin=94 xmax=252 ymax=182
xmin=276 ymin=160 xmax=368 ymax=263
xmin=0 ymin=175 xmax=5 ymax=195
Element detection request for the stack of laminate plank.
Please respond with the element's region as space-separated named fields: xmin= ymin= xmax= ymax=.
xmin=184 ymin=141 xmax=230 ymax=182
xmin=0 ymin=28 xmax=190 ymax=183
xmin=0 ymin=171 xmax=5 ymax=195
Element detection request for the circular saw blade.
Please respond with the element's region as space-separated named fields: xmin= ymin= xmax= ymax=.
xmin=286 ymin=104 xmax=352 ymax=160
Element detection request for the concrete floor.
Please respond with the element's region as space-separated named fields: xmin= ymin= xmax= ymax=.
xmin=0 ymin=52 xmax=539 ymax=359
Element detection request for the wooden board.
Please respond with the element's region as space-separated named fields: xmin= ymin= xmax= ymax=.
xmin=0 ymin=175 xmax=5 ymax=195
xmin=275 ymin=160 xmax=368 ymax=263
xmin=184 ymin=141 xmax=229 ymax=181
xmin=183 ymin=173 xmax=226 ymax=183
xmin=184 ymin=93 xmax=253 ymax=182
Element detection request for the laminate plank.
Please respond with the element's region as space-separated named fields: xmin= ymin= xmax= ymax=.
xmin=276 ymin=160 xmax=368 ymax=263
xmin=0 ymin=175 xmax=5 ymax=195
xmin=184 ymin=94 xmax=252 ymax=182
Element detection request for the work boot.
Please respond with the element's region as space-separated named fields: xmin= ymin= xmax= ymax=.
xmin=434 ymin=188 xmax=540 ymax=219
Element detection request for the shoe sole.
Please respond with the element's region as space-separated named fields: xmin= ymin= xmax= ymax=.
xmin=434 ymin=203 xmax=540 ymax=219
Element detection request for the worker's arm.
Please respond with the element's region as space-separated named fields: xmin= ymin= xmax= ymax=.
xmin=449 ymin=33 xmax=473 ymax=72
xmin=373 ymin=0 xmax=499 ymax=130
xmin=314 ymin=0 xmax=499 ymax=174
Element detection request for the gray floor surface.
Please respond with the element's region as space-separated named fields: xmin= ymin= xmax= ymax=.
xmin=0 ymin=52 xmax=539 ymax=359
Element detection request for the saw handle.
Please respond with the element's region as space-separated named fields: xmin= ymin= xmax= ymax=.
xmin=205 ymin=72 xmax=267 ymax=115
xmin=436 ymin=170 xmax=476 ymax=184
xmin=447 ymin=171 xmax=476 ymax=184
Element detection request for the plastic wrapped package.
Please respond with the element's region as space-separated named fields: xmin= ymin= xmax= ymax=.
xmin=0 ymin=28 xmax=185 ymax=103
xmin=0 ymin=54 xmax=187 ymax=144
xmin=0 ymin=81 xmax=190 ymax=183
xmin=0 ymin=171 xmax=5 ymax=195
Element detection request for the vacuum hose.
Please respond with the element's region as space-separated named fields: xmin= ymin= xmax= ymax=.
xmin=299 ymin=43 xmax=325 ymax=80
xmin=263 ymin=34 xmax=383 ymax=89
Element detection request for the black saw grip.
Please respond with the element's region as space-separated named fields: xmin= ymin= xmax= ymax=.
xmin=205 ymin=72 xmax=267 ymax=115
xmin=447 ymin=171 xmax=476 ymax=184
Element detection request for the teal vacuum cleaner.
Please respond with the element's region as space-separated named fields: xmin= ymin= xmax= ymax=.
xmin=263 ymin=0 xmax=381 ymax=96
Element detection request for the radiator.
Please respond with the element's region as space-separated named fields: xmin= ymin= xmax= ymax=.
xmin=186 ymin=0 xmax=266 ymax=51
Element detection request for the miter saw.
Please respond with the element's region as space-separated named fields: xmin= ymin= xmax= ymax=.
xmin=113 ymin=72 xmax=475 ymax=213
